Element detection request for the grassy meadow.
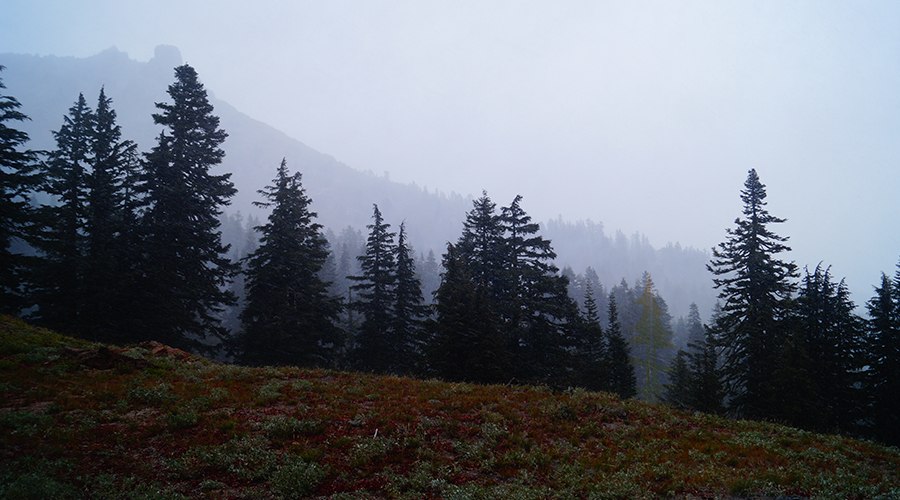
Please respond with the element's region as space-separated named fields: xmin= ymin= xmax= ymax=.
xmin=1 ymin=315 xmax=898 ymax=499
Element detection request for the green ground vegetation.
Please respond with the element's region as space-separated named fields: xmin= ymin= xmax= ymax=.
xmin=1 ymin=315 xmax=898 ymax=499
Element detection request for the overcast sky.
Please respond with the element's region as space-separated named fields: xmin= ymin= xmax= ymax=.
xmin=3 ymin=1 xmax=899 ymax=304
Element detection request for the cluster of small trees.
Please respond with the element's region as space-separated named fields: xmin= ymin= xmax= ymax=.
xmin=425 ymin=193 xmax=635 ymax=396
xmin=666 ymin=169 xmax=900 ymax=446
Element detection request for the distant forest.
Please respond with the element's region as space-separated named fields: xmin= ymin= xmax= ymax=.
xmin=2 ymin=61 xmax=899 ymax=448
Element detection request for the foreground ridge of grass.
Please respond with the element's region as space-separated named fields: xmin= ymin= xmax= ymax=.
xmin=1 ymin=315 xmax=898 ymax=500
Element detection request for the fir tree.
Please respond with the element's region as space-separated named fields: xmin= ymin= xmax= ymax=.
xmin=610 ymin=278 xmax=642 ymax=334
xmin=499 ymin=194 xmax=576 ymax=384
xmin=0 ymin=66 xmax=38 ymax=315
xmin=456 ymin=191 xmax=505 ymax=297
xmin=606 ymin=293 xmax=637 ymax=399
xmin=454 ymin=192 xmax=510 ymax=380
xmin=450 ymin=192 xmax=510 ymax=378
xmin=583 ymin=280 xmax=602 ymax=325
xmin=583 ymin=267 xmax=606 ymax=327
xmin=349 ymin=204 xmax=398 ymax=373
xmin=333 ymin=227 xmax=365 ymax=357
xmin=501 ymin=195 xmax=557 ymax=290
xmin=31 ymin=93 xmax=94 ymax=332
xmin=81 ymin=88 xmax=141 ymax=341
xmin=427 ymin=243 xmax=507 ymax=383
xmin=28 ymin=88 xmax=140 ymax=340
xmin=793 ymin=264 xmax=866 ymax=433
xmin=392 ymin=222 xmax=429 ymax=374
xmin=562 ymin=265 xmax=578 ymax=302
xmin=708 ymin=169 xmax=797 ymax=419
xmin=237 ymin=159 xmax=342 ymax=367
xmin=663 ymin=350 xmax=692 ymax=408
xmin=419 ymin=249 xmax=440 ymax=304
xmin=576 ymin=280 xmax=607 ymax=391
xmin=685 ymin=303 xmax=705 ymax=347
xmin=866 ymin=264 xmax=900 ymax=446
xmin=135 ymin=64 xmax=237 ymax=349
xmin=334 ymin=243 xmax=353 ymax=298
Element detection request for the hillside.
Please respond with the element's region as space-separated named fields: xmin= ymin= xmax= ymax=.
xmin=1 ymin=315 xmax=898 ymax=499
xmin=0 ymin=46 xmax=717 ymax=320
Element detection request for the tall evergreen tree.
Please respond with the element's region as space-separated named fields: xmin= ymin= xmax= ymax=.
xmin=31 ymin=93 xmax=94 ymax=332
xmin=392 ymin=222 xmax=429 ymax=374
xmin=562 ymin=265 xmax=577 ymax=302
xmin=575 ymin=280 xmax=607 ymax=391
xmin=707 ymin=169 xmax=797 ymax=419
xmin=583 ymin=280 xmax=602 ymax=325
xmin=583 ymin=267 xmax=606 ymax=327
xmin=135 ymin=64 xmax=237 ymax=349
xmin=866 ymin=264 xmax=900 ymax=446
xmin=334 ymin=243 xmax=353 ymax=298
xmin=332 ymin=226 xmax=365 ymax=354
xmin=605 ymin=293 xmax=637 ymax=399
xmin=237 ymin=159 xmax=342 ymax=367
xmin=27 ymin=88 xmax=140 ymax=340
xmin=501 ymin=195 xmax=558 ymax=294
xmin=0 ymin=66 xmax=38 ymax=315
xmin=80 ymin=88 xmax=141 ymax=341
xmin=451 ymin=192 xmax=510 ymax=378
xmin=349 ymin=204 xmax=398 ymax=373
xmin=456 ymin=191 xmax=505 ymax=297
xmin=499 ymin=194 xmax=577 ymax=384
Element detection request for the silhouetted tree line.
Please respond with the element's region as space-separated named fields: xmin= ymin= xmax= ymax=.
xmin=664 ymin=169 xmax=900 ymax=446
xmin=0 ymin=64 xmax=637 ymax=399
xmin=3 ymin=65 xmax=899 ymax=445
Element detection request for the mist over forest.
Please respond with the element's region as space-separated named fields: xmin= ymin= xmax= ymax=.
xmin=5 ymin=44 xmax=900 ymax=448
xmin=1 ymin=46 xmax=716 ymax=322
xmin=5 ymin=4 xmax=900 ymax=496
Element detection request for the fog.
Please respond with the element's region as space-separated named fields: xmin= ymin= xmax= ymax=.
xmin=3 ymin=1 xmax=899 ymax=305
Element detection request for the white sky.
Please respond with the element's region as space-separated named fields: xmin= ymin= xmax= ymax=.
xmin=3 ymin=1 xmax=900 ymax=305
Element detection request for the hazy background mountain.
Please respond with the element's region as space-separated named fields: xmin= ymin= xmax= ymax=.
xmin=0 ymin=46 xmax=716 ymax=321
